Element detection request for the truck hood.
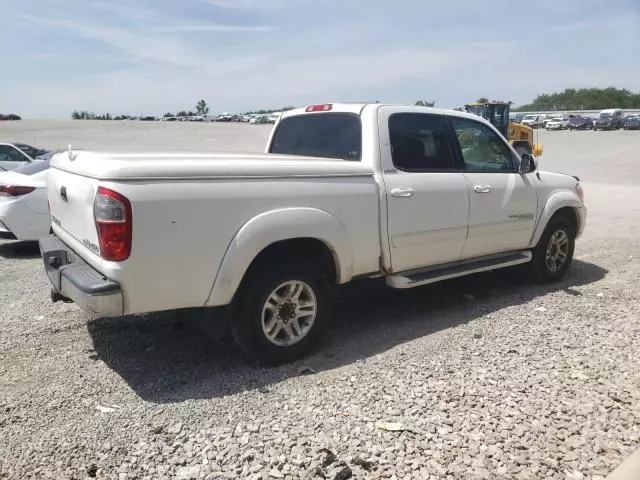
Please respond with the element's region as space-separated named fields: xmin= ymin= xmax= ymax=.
xmin=50 ymin=151 xmax=374 ymax=181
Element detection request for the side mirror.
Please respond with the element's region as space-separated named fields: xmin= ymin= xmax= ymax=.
xmin=532 ymin=143 xmax=543 ymax=157
xmin=519 ymin=154 xmax=537 ymax=174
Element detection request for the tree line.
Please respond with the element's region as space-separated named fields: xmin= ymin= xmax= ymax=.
xmin=72 ymin=99 xmax=210 ymax=120
xmin=513 ymin=88 xmax=640 ymax=111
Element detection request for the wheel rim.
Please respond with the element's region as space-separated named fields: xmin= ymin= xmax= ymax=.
xmin=261 ymin=280 xmax=317 ymax=347
xmin=545 ymin=229 xmax=570 ymax=272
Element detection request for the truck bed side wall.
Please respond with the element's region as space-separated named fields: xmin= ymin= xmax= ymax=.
xmin=90 ymin=176 xmax=381 ymax=314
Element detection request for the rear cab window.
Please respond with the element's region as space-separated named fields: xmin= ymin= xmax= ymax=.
xmin=268 ymin=113 xmax=362 ymax=160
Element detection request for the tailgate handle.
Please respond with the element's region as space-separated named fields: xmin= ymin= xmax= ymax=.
xmin=60 ymin=186 xmax=68 ymax=202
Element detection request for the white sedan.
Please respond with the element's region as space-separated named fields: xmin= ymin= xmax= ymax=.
xmin=0 ymin=157 xmax=52 ymax=241
xmin=546 ymin=117 xmax=569 ymax=130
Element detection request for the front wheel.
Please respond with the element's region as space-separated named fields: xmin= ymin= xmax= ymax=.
xmin=231 ymin=262 xmax=330 ymax=364
xmin=529 ymin=216 xmax=576 ymax=283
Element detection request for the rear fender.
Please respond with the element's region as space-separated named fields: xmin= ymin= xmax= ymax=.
xmin=530 ymin=192 xmax=583 ymax=247
xmin=206 ymin=207 xmax=353 ymax=307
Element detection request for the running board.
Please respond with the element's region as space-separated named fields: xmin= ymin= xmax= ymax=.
xmin=386 ymin=251 xmax=532 ymax=289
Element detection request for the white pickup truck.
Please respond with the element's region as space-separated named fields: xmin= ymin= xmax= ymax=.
xmin=40 ymin=103 xmax=586 ymax=363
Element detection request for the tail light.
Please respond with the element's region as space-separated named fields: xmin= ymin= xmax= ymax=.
xmin=0 ymin=185 xmax=36 ymax=197
xmin=305 ymin=104 xmax=333 ymax=112
xmin=94 ymin=186 xmax=132 ymax=261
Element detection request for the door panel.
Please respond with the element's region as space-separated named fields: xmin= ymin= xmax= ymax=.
xmin=463 ymin=172 xmax=537 ymax=257
xmin=449 ymin=116 xmax=538 ymax=258
xmin=378 ymin=108 xmax=469 ymax=273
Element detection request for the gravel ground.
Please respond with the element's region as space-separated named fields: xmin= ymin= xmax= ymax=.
xmin=1 ymin=123 xmax=639 ymax=479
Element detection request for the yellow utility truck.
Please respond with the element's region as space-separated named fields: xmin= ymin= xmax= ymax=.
xmin=464 ymin=101 xmax=543 ymax=157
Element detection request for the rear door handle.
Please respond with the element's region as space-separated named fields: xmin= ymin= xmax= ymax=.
xmin=390 ymin=188 xmax=414 ymax=198
xmin=473 ymin=185 xmax=493 ymax=193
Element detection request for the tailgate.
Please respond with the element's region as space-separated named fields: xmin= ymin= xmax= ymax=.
xmin=47 ymin=166 xmax=100 ymax=252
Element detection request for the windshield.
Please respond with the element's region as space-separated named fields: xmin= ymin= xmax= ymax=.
xmin=599 ymin=113 xmax=612 ymax=119
xmin=465 ymin=105 xmax=490 ymax=120
xmin=13 ymin=158 xmax=51 ymax=175
xmin=523 ymin=115 xmax=536 ymax=120
xmin=269 ymin=113 xmax=361 ymax=160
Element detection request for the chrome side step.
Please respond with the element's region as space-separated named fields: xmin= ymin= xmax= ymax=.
xmin=386 ymin=251 xmax=532 ymax=289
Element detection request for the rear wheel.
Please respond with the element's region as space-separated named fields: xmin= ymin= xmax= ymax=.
xmin=231 ymin=262 xmax=330 ymax=365
xmin=529 ymin=216 xmax=575 ymax=283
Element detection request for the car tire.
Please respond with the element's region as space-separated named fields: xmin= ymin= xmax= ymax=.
xmin=529 ymin=215 xmax=576 ymax=283
xmin=231 ymin=261 xmax=331 ymax=365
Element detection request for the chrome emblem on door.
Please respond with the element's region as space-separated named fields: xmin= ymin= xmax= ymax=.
xmin=509 ymin=213 xmax=534 ymax=220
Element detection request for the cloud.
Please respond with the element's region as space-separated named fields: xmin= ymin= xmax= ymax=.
xmin=3 ymin=42 xmax=501 ymax=118
xmin=18 ymin=14 xmax=269 ymax=68
xmin=150 ymin=24 xmax=272 ymax=33
xmin=206 ymin=0 xmax=284 ymax=9
xmin=4 ymin=0 xmax=640 ymax=117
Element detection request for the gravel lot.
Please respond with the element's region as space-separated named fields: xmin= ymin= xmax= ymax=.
xmin=1 ymin=122 xmax=639 ymax=480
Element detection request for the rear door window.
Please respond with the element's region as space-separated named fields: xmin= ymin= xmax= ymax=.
xmin=269 ymin=113 xmax=361 ymax=160
xmin=388 ymin=113 xmax=457 ymax=171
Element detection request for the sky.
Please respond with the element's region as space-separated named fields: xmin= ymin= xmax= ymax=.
xmin=1 ymin=0 xmax=639 ymax=118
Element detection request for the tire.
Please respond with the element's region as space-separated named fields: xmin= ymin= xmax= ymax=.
xmin=529 ymin=216 xmax=576 ymax=283
xmin=231 ymin=262 xmax=331 ymax=365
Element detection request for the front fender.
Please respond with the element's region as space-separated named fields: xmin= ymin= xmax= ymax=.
xmin=206 ymin=207 xmax=353 ymax=307
xmin=530 ymin=191 xmax=584 ymax=247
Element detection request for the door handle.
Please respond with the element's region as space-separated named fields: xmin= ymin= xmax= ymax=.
xmin=473 ymin=185 xmax=493 ymax=193
xmin=390 ymin=188 xmax=414 ymax=198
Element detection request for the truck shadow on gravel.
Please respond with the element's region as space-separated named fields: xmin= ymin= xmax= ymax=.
xmin=0 ymin=240 xmax=40 ymax=259
xmin=87 ymin=259 xmax=607 ymax=403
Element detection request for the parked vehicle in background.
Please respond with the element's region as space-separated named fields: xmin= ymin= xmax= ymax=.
xmin=521 ymin=114 xmax=546 ymax=129
xmin=267 ymin=112 xmax=282 ymax=124
xmin=250 ymin=115 xmax=269 ymax=125
xmin=216 ymin=113 xmax=236 ymax=122
xmin=623 ymin=116 xmax=640 ymax=130
xmin=0 ymin=143 xmax=48 ymax=171
xmin=593 ymin=109 xmax=624 ymax=130
xmin=546 ymin=117 xmax=569 ymax=130
xmin=40 ymin=103 xmax=586 ymax=364
xmin=567 ymin=116 xmax=594 ymax=130
xmin=0 ymin=157 xmax=52 ymax=240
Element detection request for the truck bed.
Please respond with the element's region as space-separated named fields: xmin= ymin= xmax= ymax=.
xmin=47 ymin=151 xmax=381 ymax=314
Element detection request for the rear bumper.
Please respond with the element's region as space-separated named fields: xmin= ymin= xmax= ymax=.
xmin=39 ymin=234 xmax=124 ymax=317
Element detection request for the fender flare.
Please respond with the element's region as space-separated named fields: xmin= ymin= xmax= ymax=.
xmin=205 ymin=207 xmax=353 ymax=307
xmin=530 ymin=192 xmax=583 ymax=247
